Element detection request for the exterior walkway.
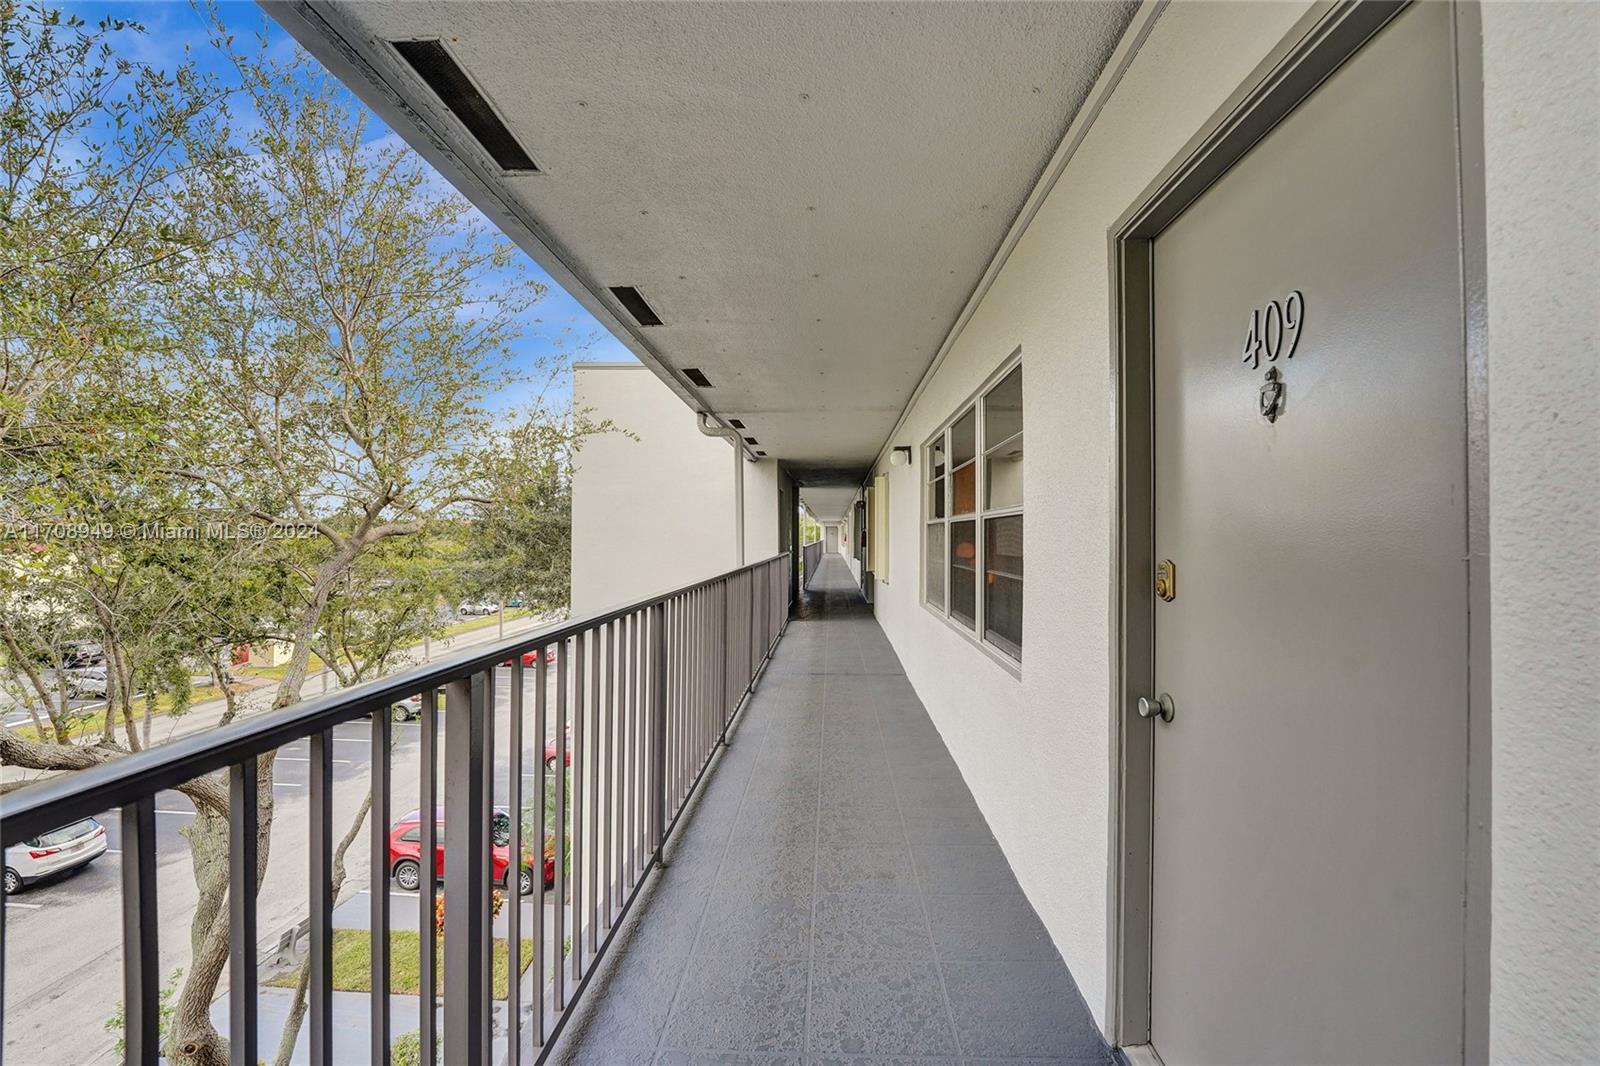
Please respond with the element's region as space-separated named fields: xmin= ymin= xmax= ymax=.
xmin=550 ymin=553 xmax=1110 ymax=1065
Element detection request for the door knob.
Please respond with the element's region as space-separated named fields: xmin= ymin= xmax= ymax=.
xmin=1138 ymin=693 xmax=1175 ymax=723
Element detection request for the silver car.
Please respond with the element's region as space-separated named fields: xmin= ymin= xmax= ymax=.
xmin=66 ymin=665 xmax=108 ymax=698
xmin=3 ymin=817 xmax=108 ymax=894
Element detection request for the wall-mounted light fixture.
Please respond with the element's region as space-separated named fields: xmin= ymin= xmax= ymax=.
xmin=889 ymin=446 xmax=912 ymax=466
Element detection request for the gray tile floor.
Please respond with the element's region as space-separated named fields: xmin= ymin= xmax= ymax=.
xmin=549 ymin=554 xmax=1110 ymax=1066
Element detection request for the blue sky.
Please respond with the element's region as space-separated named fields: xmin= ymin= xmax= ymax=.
xmin=64 ymin=0 xmax=637 ymax=414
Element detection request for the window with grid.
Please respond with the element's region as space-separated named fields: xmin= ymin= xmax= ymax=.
xmin=923 ymin=361 xmax=1022 ymax=662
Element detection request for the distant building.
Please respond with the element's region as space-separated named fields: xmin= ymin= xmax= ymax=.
xmin=570 ymin=363 xmax=783 ymax=615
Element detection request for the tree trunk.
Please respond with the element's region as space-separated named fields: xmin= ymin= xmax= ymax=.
xmin=209 ymin=652 xmax=243 ymax=728
xmin=164 ymin=757 xmax=276 ymax=1066
xmin=0 ymin=626 xmax=67 ymax=742
xmin=273 ymin=553 xmax=357 ymax=711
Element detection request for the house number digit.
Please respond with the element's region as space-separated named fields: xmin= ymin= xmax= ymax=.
xmin=1241 ymin=308 xmax=1262 ymax=369
xmin=1282 ymin=289 xmax=1304 ymax=360
xmin=1241 ymin=290 xmax=1304 ymax=368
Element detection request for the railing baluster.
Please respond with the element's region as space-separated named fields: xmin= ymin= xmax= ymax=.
xmin=603 ymin=621 xmax=615 ymax=926
xmin=692 ymin=589 xmax=701 ymax=775
xmin=625 ymin=613 xmax=638 ymax=889
xmin=685 ymin=596 xmax=692 ymax=792
xmin=122 ymin=795 xmax=158 ymax=1066
xmin=670 ymin=597 xmax=681 ymax=808
xmin=635 ymin=611 xmax=646 ymax=875
xmin=571 ymin=630 xmax=585 ymax=983
xmin=1 ymin=842 xmax=7 ymax=1063
xmin=553 ymin=638 xmax=568 ymax=1011
xmin=372 ymin=704 xmax=392 ymax=1065
xmin=691 ymin=590 xmax=700 ymax=782
xmin=719 ymin=579 xmax=729 ymax=744
xmin=652 ymin=601 xmax=668 ymax=860
xmin=309 ymin=728 xmax=334 ymax=1066
xmin=709 ymin=586 xmax=716 ymax=755
xmin=479 ymin=670 xmax=496 ymax=1058
xmin=532 ymin=648 xmax=547 ymax=1046
xmin=587 ymin=625 xmax=600 ymax=957
xmin=443 ymin=672 xmax=491 ymax=1066
xmin=507 ymin=658 xmax=524 ymax=1066
xmin=229 ymin=757 xmax=259 ymax=1066
xmin=419 ymin=688 xmax=439 ymax=1066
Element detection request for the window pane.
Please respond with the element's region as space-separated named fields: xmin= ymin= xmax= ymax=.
xmin=984 ymin=514 xmax=1023 ymax=658
xmin=929 ymin=476 xmax=946 ymax=519
xmin=925 ymin=523 xmax=945 ymax=609
xmin=927 ymin=437 xmax=945 ymax=481
xmin=952 ymin=462 xmax=976 ymax=515
xmin=33 ymin=820 xmax=98 ymax=846
xmin=984 ymin=365 xmax=1023 ymax=446
xmin=950 ymin=520 xmax=977 ymax=628
xmin=951 ymin=407 xmax=976 ymax=466
xmin=985 ymin=432 xmax=1023 ymax=510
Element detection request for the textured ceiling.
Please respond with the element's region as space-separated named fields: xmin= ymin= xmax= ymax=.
xmin=273 ymin=0 xmax=1136 ymax=482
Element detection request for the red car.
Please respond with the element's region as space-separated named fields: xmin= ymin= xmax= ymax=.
xmin=503 ymin=648 xmax=556 ymax=668
xmin=388 ymin=807 xmax=554 ymax=896
xmin=545 ymin=725 xmax=573 ymax=769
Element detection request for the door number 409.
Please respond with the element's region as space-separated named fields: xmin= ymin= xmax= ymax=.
xmin=1241 ymin=290 xmax=1304 ymax=369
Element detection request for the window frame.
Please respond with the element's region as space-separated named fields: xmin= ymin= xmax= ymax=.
xmin=920 ymin=350 xmax=1023 ymax=671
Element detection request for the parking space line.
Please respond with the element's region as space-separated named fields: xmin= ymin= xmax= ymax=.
xmin=5 ymin=900 xmax=43 ymax=910
xmin=276 ymin=756 xmax=355 ymax=765
xmin=155 ymin=809 xmax=192 ymax=816
xmin=280 ymin=735 xmax=370 ymax=750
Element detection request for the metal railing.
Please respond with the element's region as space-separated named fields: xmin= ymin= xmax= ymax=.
xmin=801 ymin=539 xmax=823 ymax=591
xmin=0 ymin=552 xmax=792 ymax=1066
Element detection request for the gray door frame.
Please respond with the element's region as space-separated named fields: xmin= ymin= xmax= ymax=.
xmin=1104 ymin=2 xmax=1490 ymax=1059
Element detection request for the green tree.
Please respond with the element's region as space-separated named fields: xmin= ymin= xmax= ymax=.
xmin=0 ymin=2 xmax=228 ymax=472
xmin=0 ymin=10 xmax=589 ymax=1064
xmin=464 ymin=394 xmax=614 ymax=614
xmin=152 ymin=27 xmax=582 ymax=1065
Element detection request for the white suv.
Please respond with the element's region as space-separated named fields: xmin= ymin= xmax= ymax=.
xmin=3 ymin=817 xmax=108 ymax=894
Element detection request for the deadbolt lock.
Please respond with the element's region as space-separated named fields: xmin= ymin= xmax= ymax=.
xmin=1154 ymin=559 xmax=1176 ymax=602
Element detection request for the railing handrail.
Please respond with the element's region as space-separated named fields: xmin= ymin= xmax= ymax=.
xmin=0 ymin=550 xmax=791 ymax=846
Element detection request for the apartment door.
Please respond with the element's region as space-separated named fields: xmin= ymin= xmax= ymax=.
xmin=854 ymin=500 xmax=867 ymax=570
xmin=824 ymin=525 xmax=839 ymax=554
xmin=1147 ymin=4 xmax=1468 ymax=1063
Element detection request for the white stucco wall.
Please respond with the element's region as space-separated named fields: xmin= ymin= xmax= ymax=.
xmin=1481 ymin=4 xmax=1600 ymax=1061
xmin=864 ymin=1 xmax=1599 ymax=1054
xmin=743 ymin=455 xmax=781 ymax=566
xmin=572 ymin=363 xmax=780 ymax=614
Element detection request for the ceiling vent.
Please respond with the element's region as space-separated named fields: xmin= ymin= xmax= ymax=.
xmin=682 ymin=367 xmax=712 ymax=388
xmin=609 ymin=286 xmax=664 ymax=327
xmin=727 ymin=419 xmax=745 ymax=430
xmin=391 ymin=40 xmax=539 ymax=172
xmin=755 ymin=450 xmax=767 ymax=457
xmin=743 ymin=436 xmax=759 ymax=446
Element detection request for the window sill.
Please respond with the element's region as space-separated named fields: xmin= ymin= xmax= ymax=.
xmin=920 ymin=600 xmax=1023 ymax=680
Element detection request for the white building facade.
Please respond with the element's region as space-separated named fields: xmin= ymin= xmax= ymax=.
xmin=571 ymin=362 xmax=782 ymax=614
